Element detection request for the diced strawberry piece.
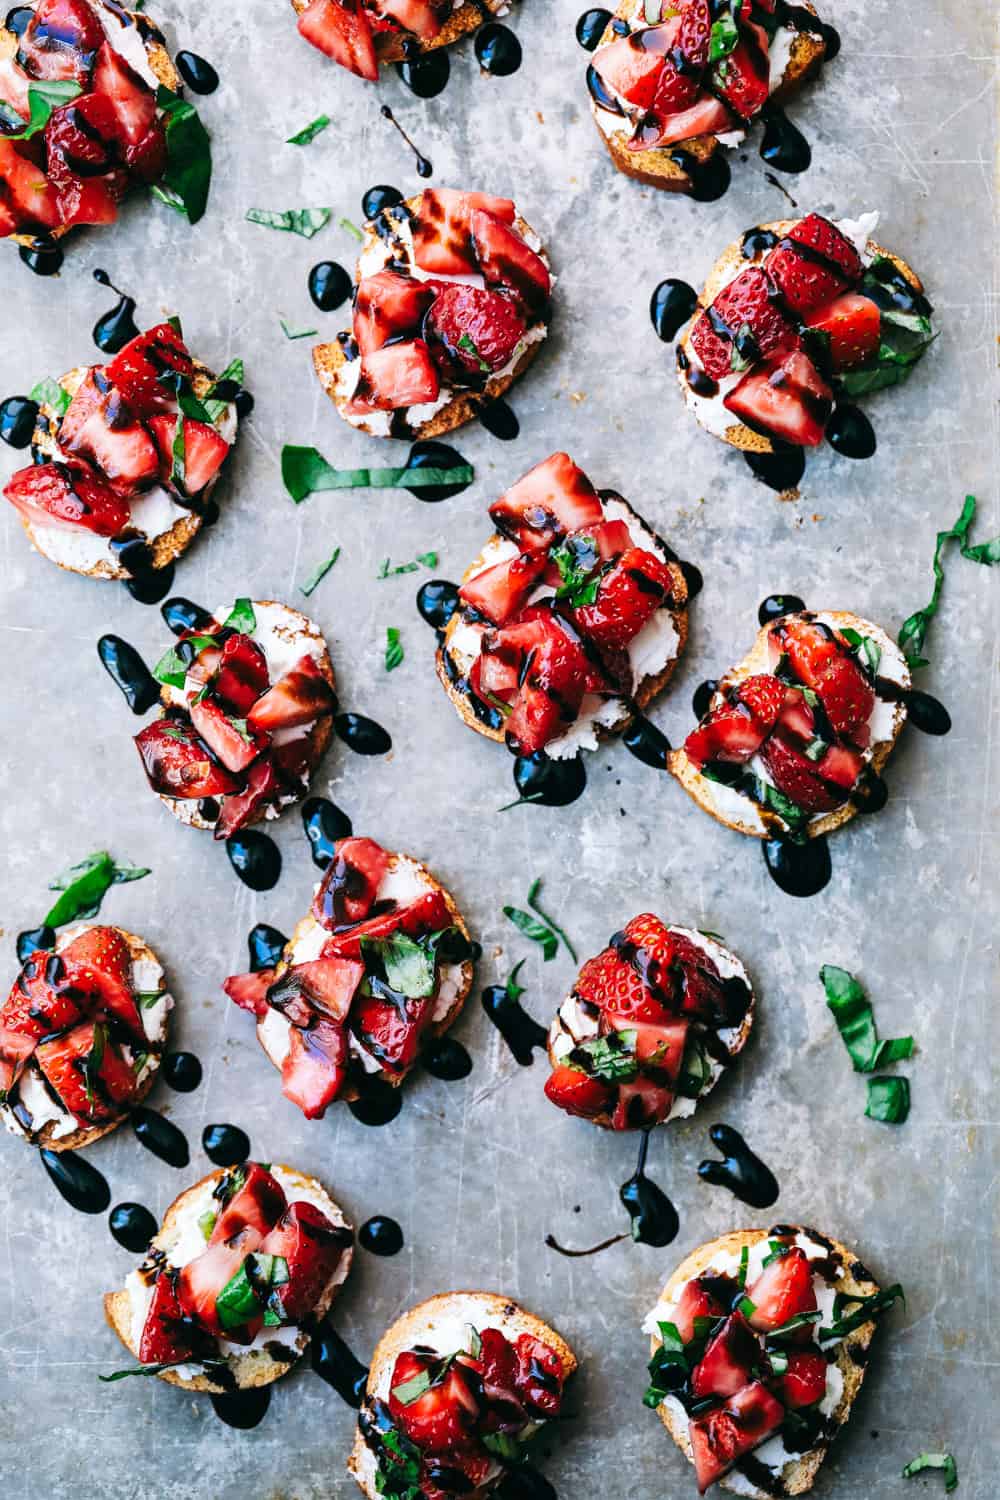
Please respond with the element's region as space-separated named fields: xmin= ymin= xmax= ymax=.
xmin=490 ymin=452 xmax=604 ymax=551
xmin=419 ymin=1454 xmax=495 ymax=1500
xmin=668 ymin=931 xmax=746 ymax=1027
xmin=147 ymin=413 xmax=229 ymax=497
xmin=139 ymin=1272 xmax=193 ymax=1364
xmin=210 ymin=1162 xmax=286 ymax=1245
xmin=36 ymin=1020 xmax=138 ymax=1123
xmin=769 ymin=615 xmax=837 ymax=687
xmin=0 ymin=138 xmax=61 ymax=230
xmin=296 ymin=0 xmax=378 ymax=81
xmin=312 ymin=837 xmax=390 ymax=927
xmin=474 ymin=646 xmax=519 ymax=701
xmin=804 ymin=292 xmax=881 ymax=372
xmin=476 ymin=1325 xmax=520 ymax=1408
xmin=611 ymin=1073 xmax=674 ymax=1130
xmin=576 ymin=944 xmax=675 ymax=1023
xmin=736 ymin=673 xmax=785 ymax=732
xmin=51 ymin=163 xmax=121 ymax=227
xmin=16 ymin=0 xmax=103 ymax=82
xmin=584 ymin=519 xmax=632 ymax=562
xmin=816 ymin=741 xmax=864 ymax=790
xmin=281 ymin=1017 xmax=349 ymax=1118
xmin=777 ymin=686 xmax=815 ymax=741
xmin=4 ymin=459 xmax=130 ymax=536
xmin=223 ymin=968 xmax=274 ymax=1018
xmin=91 ymin=41 xmax=156 ymax=147
xmin=0 ymin=1027 xmax=37 ymax=1097
xmin=514 ymin=1332 xmax=564 ymax=1416
xmin=176 ymin=1228 xmax=263 ymax=1343
xmin=189 ymin=696 xmax=268 ymax=775
xmin=504 ymin=624 xmax=593 ymax=756
xmin=674 ymin=1276 xmax=728 ymax=1343
xmin=745 ymin=1247 xmax=817 ymax=1334
xmin=2 ymin=951 xmax=88 ymax=1047
xmin=246 ymin=655 xmax=335 ymax=733
xmin=544 ymin=1064 xmax=615 ymax=1120
xmin=689 ymin=1381 xmax=786 ymax=1492
xmin=212 ymin=755 xmax=280 ymax=839
xmin=320 ymin=890 xmax=453 ymax=960
xmin=811 ymin=654 xmax=875 ymax=740
xmin=691 ymin=1312 xmax=757 ymax=1399
xmin=376 ymin=0 xmax=442 ymax=39
xmin=258 ymin=1200 xmax=349 ymax=1320
xmin=684 ymin=698 xmax=768 ymax=769
xmin=469 ymin=209 xmax=551 ymax=317
xmin=134 ymin=717 xmax=243 ymax=800
xmin=105 ymin=323 xmax=195 ymax=417
xmin=458 ymin=551 xmax=547 ymax=627
xmin=277 ymin=957 xmax=365 ymax=1023
xmin=602 ymin=1012 xmax=687 ymax=1074
xmin=210 ymin=633 xmax=269 ymax=715
xmin=592 ymin=20 xmax=681 ymax=113
xmin=345 ymin=340 xmax=440 ymax=415
xmin=690 ymin=266 xmax=799 ymax=383
xmin=787 ymin=212 xmax=863 ymax=280
xmin=760 ymin=734 xmax=855 ymax=814
xmin=389 ymin=1350 xmax=479 ymax=1452
xmin=573 ymin=546 xmax=673 ymax=650
xmin=765 ymin=215 xmax=862 ymax=318
xmin=62 ymin=386 xmax=160 ymax=498
xmin=425 ymin=283 xmax=527 ymax=379
xmin=710 ymin=27 xmax=769 ymax=119
xmin=44 ymin=91 xmax=116 ymax=175
xmin=60 ymin=925 xmax=144 ymax=1038
xmin=351 ymin=988 xmax=433 ymax=1074
xmin=724 ymin=348 xmax=832 ymax=447
xmin=779 ymin=1349 xmax=828 ymax=1408
xmin=627 ymin=93 xmax=735 ymax=152
xmin=409 ymin=188 xmax=516 ymax=276
xmin=353 ymin=270 xmax=436 ymax=357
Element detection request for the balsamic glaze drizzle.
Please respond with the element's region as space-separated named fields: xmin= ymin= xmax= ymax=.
xmin=619 ymin=1128 xmax=679 ymax=1246
xmin=162 ymin=1052 xmax=203 ymax=1092
xmin=97 ymin=635 xmax=160 ymax=714
xmin=92 ymin=270 xmax=139 ymax=354
xmin=380 ymin=104 xmax=432 ymax=175
xmin=40 ymin=1148 xmax=111 ymax=1213
xmin=248 ymin=922 xmax=288 ymax=972
xmin=481 ymin=982 xmax=547 ymax=1065
xmin=358 ymin=1215 xmax=404 ymax=1256
xmin=132 ymin=1106 xmax=190 ymax=1167
xmin=698 ymin=1122 xmax=779 ymax=1207
xmin=311 ymin=1321 xmax=370 ymax=1407
xmin=226 ymin=832 xmax=282 ymax=891
xmin=422 ymin=1035 xmax=473 ymax=1080
xmin=109 ymin=1201 xmax=158 ymax=1252
xmin=334 ymin=714 xmax=392 ymax=756
xmin=302 ymin=796 xmax=353 ymax=869
xmin=203 ymin=1122 xmax=251 ymax=1166
xmin=762 ymin=834 xmax=832 ymax=898
xmin=211 ymin=1388 xmax=272 ymax=1429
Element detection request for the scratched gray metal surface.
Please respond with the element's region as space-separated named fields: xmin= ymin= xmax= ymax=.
xmin=0 ymin=0 xmax=997 ymax=1495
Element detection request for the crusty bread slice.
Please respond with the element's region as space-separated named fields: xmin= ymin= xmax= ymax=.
xmin=348 ymin=1290 xmax=578 ymax=1499
xmin=312 ymin=198 xmax=548 ymax=442
xmin=21 ymin=356 xmax=224 ymax=580
xmin=677 ymin=220 xmax=926 ymax=453
xmin=437 ymin=495 xmax=690 ymax=747
xmin=260 ymin=849 xmax=475 ymax=1097
xmin=2 ymin=4 xmax=180 ymax=252
xmin=591 ymin=1 xmax=827 ymax=193
xmin=103 ymin=1163 xmax=353 ymax=1393
xmin=650 ymin=1226 xmax=881 ymax=1497
xmin=668 ymin=610 xmax=909 ymax=841
xmin=290 ymin=0 xmax=509 ymax=65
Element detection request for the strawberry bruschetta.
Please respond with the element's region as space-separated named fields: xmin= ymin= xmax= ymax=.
xmin=314 ymin=188 xmax=551 ymax=440
xmin=669 ymin=608 xmax=917 ymax=841
xmin=545 ymin=916 xmax=753 ymax=1131
xmin=3 ymin=322 xmax=240 ymax=581
xmin=104 ymin=1161 xmax=354 ymax=1393
xmin=674 ymin=212 xmax=933 ymax=459
xmin=350 ymin=1291 xmax=576 ymax=1498
xmin=134 ymin=598 xmax=337 ymax=839
xmin=292 ymin=0 xmax=509 ymax=82
xmin=0 ymin=0 xmax=208 ymax=263
xmin=0 ymin=922 xmax=172 ymax=1149
xmin=437 ymin=452 xmax=692 ymax=760
xmin=223 ymin=837 xmax=477 ymax=1117
xmin=644 ymin=1225 xmax=896 ymax=1495
xmin=588 ymin=0 xmax=831 ymax=195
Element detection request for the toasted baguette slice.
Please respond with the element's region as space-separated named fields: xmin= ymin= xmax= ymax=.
xmin=648 ymin=1226 xmax=882 ymax=1497
xmin=591 ymin=0 xmax=827 ymax=193
xmin=22 ymin=356 xmax=231 ymax=580
xmin=546 ymin=924 xmax=754 ymax=1129
xmin=437 ymin=494 xmax=690 ymax=750
xmin=668 ymin=610 xmax=910 ymax=841
xmin=259 ymin=849 xmax=475 ymax=1098
xmin=103 ymin=1163 xmax=353 ymax=1393
xmin=0 ymin=923 xmax=171 ymax=1152
xmin=349 ymin=1290 xmax=577 ymax=1499
xmin=677 ymin=219 xmax=926 ymax=453
xmin=290 ymin=0 xmax=509 ymax=66
xmin=313 ymin=196 xmax=548 ymax=442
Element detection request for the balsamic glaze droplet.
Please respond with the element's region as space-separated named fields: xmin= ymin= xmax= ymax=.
xmin=175 ymin=50 xmax=219 ymax=93
xmin=226 ymin=831 xmax=282 ymax=891
xmin=109 ymin=1201 xmax=158 ymax=1252
xmin=334 ymin=713 xmax=392 ymax=756
xmin=311 ymin=1320 xmax=369 ymax=1407
xmin=302 ymin=796 xmax=353 ymax=869
xmin=0 ymin=395 xmax=39 ymax=448
xmin=758 ymin=593 xmax=806 ymax=626
xmin=902 ymin=687 xmax=951 ymax=736
xmin=361 ymin=183 xmax=404 ymax=220
xmin=359 ymin=1215 xmax=404 ymax=1256
xmin=698 ymin=1122 xmax=779 ymax=1207
xmin=623 ymin=715 xmax=670 ymax=770
xmin=308 ymin=259 xmax=353 ymax=312
xmin=512 ymin=752 xmax=587 ymax=807
xmin=92 ymin=272 xmax=140 ymax=354
xmin=417 ymin=578 xmax=459 ymax=633
xmin=123 ymin=556 xmax=175 ymax=606
xmin=17 ymin=924 xmax=55 ymax=961
xmin=741 ymin=226 xmax=779 ymax=259
xmin=248 ymin=922 xmax=288 ymax=972
xmin=762 ymin=835 xmax=831 ymax=897
xmin=395 ymin=50 xmax=449 ymax=100
xmin=670 ymin=147 xmax=731 ymax=202
xmin=575 ymin=6 xmax=612 ymax=49
xmin=825 ymin=404 xmax=877 ymax=460
xmin=475 ymin=21 xmax=522 ymax=75
xmin=744 ymin=446 xmax=807 ymax=491
xmin=481 ymin=984 xmax=547 ymax=1066
xmin=759 ymin=103 xmax=811 ymax=173
xmin=403 ymin=439 xmax=472 ymax=500
xmin=819 ymin=22 xmax=841 ymax=59
xmin=692 ymin=679 xmax=718 ymax=719
xmin=162 ymin=1051 xmax=203 ymax=1092
xmin=649 ymin=279 xmax=698 ymax=342
xmin=479 ymin=397 xmax=519 ymax=441
xmin=422 ymin=1035 xmax=473 ymax=1080
xmin=619 ymin=1130 xmax=678 ymax=1247
xmin=132 ymin=1107 xmax=190 ymax=1167
xmin=851 ymin=767 xmax=889 ymax=815
xmin=19 ymin=237 xmax=63 ymax=276
xmin=348 ymin=1077 xmax=403 ymax=1127
xmin=212 ymin=1388 xmax=271 ymax=1429
xmin=496 ymin=1469 xmax=558 ymax=1500
xmin=5 ymin=6 xmax=32 ymax=36
xmin=679 ymin=559 xmax=703 ymax=599
xmin=203 ymin=1122 xmax=251 ymax=1166
xmin=97 ymin=634 xmax=160 ymax=714
xmin=40 ymin=1147 xmax=111 ymax=1214
xmin=161 ymin=595 xmax=214 ymax=636
xmin=379 ymin=102 xmax=433 ymax=175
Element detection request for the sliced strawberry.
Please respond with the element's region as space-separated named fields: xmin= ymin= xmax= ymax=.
xmin=514 ymin=1332 xmax=564 ymax=1416
xmin=602 ymin=1012 xmax=687 ymax=1074
xmin=690 ymin=1312 xmax=757 ymax=1399
xmin=736 ymin=673 xmax=785 ymax=732
xmin=91 ymin=41 xmax=156 ymax=147
xmin=212 ymin=634 xmax=269 ymax=715
xmin=0 ymin=138 xmax=61 ymax=230
xmin=320 ymin=890 xmax=453 ymax=960
xmin=0 ymin=1027 xmax=37 ymax=1097
xmin=61 ymin=385 xmax=160 ymax=497
xmin=690 ymin=266 xmax=799 ymax=383
xmin=36 ymin=1020 xmax=138 ymax=1123
xmin=674 ymin=1276 xmax=728 ymax=1343
xmin=16 ymin=0 xmax=103 ymax=83
xmin=272 ymin=957 xmax=364 ymax=1024
xmin=189 ymin=696 xmax=268 ymax=775
xmin=592 ymin=20 xmax=681 ymax=113
xmin=50 ymin=161 xmax=121 ymax=227
xmin=212 ymin=755 xmax=280 ymax=839
xmin=504 ymin=621 xmax=596 ymax=757
xmin=375 ymin=0 xmax=443 ymax=39
xmin=778 ymin=1349 xmax=828 ymax=1408
xmin=745 ymin=1247 xmax=817 ymax=1335
xmin=281 ymin=1017 xmax=349 ymax=1119
xmin=710 ymin=26 xmax=769 ymax=120
xmin=4 ymin=459 xmax=130 ymax=536
xmin=816 ymin=741 xmax=864 ymax=790
xmin=223 ymin=968 xmax=274 ymax=1018
xmin=44 ymin=91 xmax=116 ymax=176
xmin=258 ymin=1200 xmax=349 ymax=1321
xmin=409 ymin=188 xmax=516 ymax=276
xmin=458 ymin=550 xmax=547 ymax=627
xmin=425 ymin=283 xmax=527 ymax=379
xmin=296 ymin=0 xmax=378 ymax=81
xmin=246 ymin=655 xmax=335 ymax=733
xmin=345 ymin=340 xmax=440 ymax=415
xmin=812 ymin=655 xmax=875 ymax=740
xmin=134 ymin=717 xmax=243 ymax=799
xmin=786 ymin=212 xmax=863 ymax=280
xmin=105 ymin=323 xmax=194 ymax=417
xmin=627 ymin=93 xmax=735 ymax=152
xmin=312 ymin=837 xmax=390 ymax=927
xmin=611 ymin=1073 xmax=674 ymax=1130
xmin=469 ymin=209 xmax=550 ymax=317
xmin=476 ymin=1326 xmax=522 ymax=1415
xmin=584 ymin=518 xmax=632 ymax=561
xmin=669 ymin=931 xmax=745 ymax=1027
xmin=354 ymin=270 xmax=436 ymax=356
xmin=724 ymin=348 xmax=833 ymax=447
xmin=388 ymin=1350 xmax=479 ymax=1452
xmin=804 ymin=292 xmax=881 ymax=372
xmin=760 ymin=734 xmax=855 ymax=814
xmin=491 ymin=453 xmax=604 ymax=554
xmin=139 ymin=1271 xmax=193 ymax=1365
xmin=769 ymin=615 xmax=838 ymax=687
xmin=210 ymin=1162 xmax=286 ymax=1245
xmin=776 ymin=685 xmax=815 ymax=741
xmin=683 ymin=696 xmax=768 ymax=769
xmin=2 ymin=951 xmax=88 ymax=1046
xmin=576 ymin=945 xmax=674 ymax=1024
xmin=419 ymin=1454 xmax=495 ymax=1500
xmin=573 ymin=546 xmax=673 ymax=650
xmin=147 ymin=413 xmax=229 ymax=498
xmin=60 ymin=925 xmax=143 ymax=1038
xmin=689 ymin=1381 xmax=785 ymax=1492
xmin=765 ymin=214 xmax=862 ymax=318
xmin=176 ymin=1228 xmax=263 ymax=1343
xmin=351 ymin=988 xmax=433 ymax=1074
xmin=544 ymin=1064 xmax=615 ymax=1120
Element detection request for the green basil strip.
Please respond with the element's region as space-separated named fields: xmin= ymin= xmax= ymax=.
xmin=504 ymin=959 xmax=526 ymax=1003
xmin=44 ymin=851 xmax=116 ymax=927
xmin=819 ymin=1283 xmax=905 ymax=1342
xmin=246 ymin=206 xmax=331 ymax=238
xmin=300 ymin=545 xmax=341 ymax=597
xmin=223 ymin=598 xmax=256 ymax=634
xmin=156 ymin=87 xmax=212 ymax=224
xmin=737 ymin=1244 xmax=749 ymax=1288
xmin=29 ymin=376 xmax=71 ymax=415
xmin=286 ymin=113 xmax=331 ymax=146
xmin=766 ymin=1310 xmax=822 ymax=1341
xmin=5 ymin=79 xmax=81 ymax=140
xmin=279 ymin=318 xmax=319 ymax=340
xmin=385 ymin=626 xmax=404 ymax=673
xmin=526 ymin=876 xmax=577 ymax=961
xmin=153 ymin=632 xmax=217 ymax=689
xmin=865 ymin=1074 xmax=910 ymax=1124
xmin=819 ymin=964 xmax=913 ymax=1073
xmin=569 ymin=1030 xmax=638 ymax=1084
xmin=281 ymin=444 xmax=474 ymax=502
xmin=503 ymin=905 xmax=558 ymax=962
xmin=736 ymin=1296 xmax=756 ymax=1320
xmin=392 ymin=1352 xmax=456 ymax=1406
xmin=203 ymin=359 xmax=245 ymax=423
xmin=899 ymin=495 xmax=1000 ymax=668
xmin=902 ymin=1453 xmax=958 ymax=1492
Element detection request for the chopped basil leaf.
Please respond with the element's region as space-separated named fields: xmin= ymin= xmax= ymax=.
xmin=167 ymin=314 xmax=183 ymax=336
xmin=170 ymin=410 xmax=186 ymax=491
xmin=152 ymin=633 xmax=214 ymax=690
xmin=902 ymin=1453 xmax=958 ymax=1492
xmin=375 ymin=1426 xmax=423 ymax=1500
xmin=643 ymin=1320 xmax=690 ymax=1408
xmin=709 ymin=10 xmax=739 ymax=61
xmin=203 ymin=359 xmax=245 ymax=423
xmin=263 ymin=1306 xmax=282 ymax=1327
xmin=737 ymin=1244 xmax=749 ymax=1288
xmin=551 ymin=532 xmax=603 ymax=607
xmin=482 ymin=1431 xmax=530 ymax=1461
xmin=820 ymin=965 xmax=913 ymax=1073
xmin=155 ymin=87 xmax=212 ymax=225
xmin=43 ymin=850 xmax=122 ymax=927
xmin=819 ymin=1283 xmax=905 ymax=1342
xmin=29 ymin=376 xmax=71 ymax=416
xmin=753 ymin=777 xmax=811 ymax=833
xmin=198 ymin=1209 xmax=217 ymax=1241
xmin=803 ymin=736 xmax=829 ymax=762
xmin=281 ymin=444 xmax=474 ymax=502
xmin=768 ymin=1350 xmax=789 ymax=1375
xmin=899 ymin=495 xmax=1000 ymax=668
xmin=136 ymin=990 xmax=164 ymax=1010
xmin=569 ymin=1029 xmax=638 ymax=1084
xmin=300 ymin=545 xmax=341 ymax=597
xmin=391 ymin=1352 xmax=457 ymax=1406
xmin=223 ymin=599 xmax=257 ymax=634
xmin=339 ymin=216 xmax=364 ymax=241
xmin=246 ymin=206 xmax=331 ymax=238
xmin=279 ymin=318 xmax=319 ymax=340
xmin=287 ymin=113 xmax=331 ymax=146
xmin=729 ymin=322 xmax=754 ymax=372
xmin=361 ymin=932 xmax=436 ymax=999
xmin=465 ymin=1325 xmax=482 ymax=1360
xmin=505 ymin=958 xmax=526 ymax=1003
xmin=417 ymin=551 xmax=438 ymax=567
xmin=99 ymin=1359 xmax=191 ymax=1382
xmin=675 ymin=1033 xmax=710 ymax=1099
xmin=526 ymin=876 xmax=577 ymax=960
xmin=378 ymin=552 xmax=439 ymax=578
xmin=4 ymin=79 xmax=81 ymax=140
xmin=385 ymin=626 xmax=404 ymax=672
xmin=865 ymin=1074 xmax=910 ymax=1124
xmin=837 ymin=262 xmax=935 ymax=398
xmin=839 ymin=626 xmax=881 ymax=677
xmin=215 ymin=1261 xmax=262 ymax=1331
xmin=457 ymin=331 xmax=491 ymax=373
xmin=766 ymin=1310 xmax=822 ymax=1340
xmin=761 ymin=1239 xmax=789 ymax=1269
xmin=736 ymin=1296 xmax=756 ymax=1320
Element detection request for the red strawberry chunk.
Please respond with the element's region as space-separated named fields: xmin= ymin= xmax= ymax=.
xmin=2 ymin=951 xmax=88 ymax=1047
xmin=346 ymin=340 xmax=440 ymax=415
xmin=213 ymin=755 xmax=281 ymax=840
xmin=246 ymin=655 xmax=336 ymax=733
xmin=759 ymin=734 xmax=845 ymax=814
xmin=4 ymin=459 xmax=130 ymax=536
xmin=176 ymin=1228 xmax=263 ymax=1343
xmin=134 ymin=717 xmax=243 ymax=799
xmin=816 ymin=741 xmax=865 ymax=790
xmin=765 ymin=216 xmax=862 ymax=318
xmin=684 ymin=682 xmax=774 ymax=768
xmin=804 ymin=292 xmax=881 ymax=372
xmin=213 ymin=634 xmax=270 ymax=716
xmin=320 ymin=890 xmax=453 ymax=960
xmin=690 ymin=267 xmax=799 ymax=383
xmin=778 ymin=1350 xmax=829 ymax=1408
xmin=573 ymin=546 xmax=673 ymax=651
xmin=576 ymin=944 xmax=675 ymax=1023
xmin=277 ymin=957 xmax=365 ymax=1024
xmin=504 ymin=623 xmax=593 ymax=757
xmin=210 ymin=1162 xmax=287 ymax=1245
xmin=769 ymin=616 xmax=838 ymax=687
xmin=60 ymin=925 xmax=144 ymax=1038
xmin=469 ymin=209 xmax=550 ymax=318
xmin=628 ymin=93 xmax=735 ymax=152
xmin=92 ymin=41 xmax=156 ymax=147
xmin=476 ymin=1325 xmax=521 ymax=1410
xmin=350 ymin=988 xmax=433 ymax=1074
xmin=0 ymin=1027 xmax=37 ymax=1097
xmin=312 ymin=836 xmax=390 ymax=928
xmin=691 ymin=1312 xmax=758 ymax=1399
xmin=36 ymin=1020 xmax=138 ymax=1123
xmin=189 ymin=696 xmax=268 ymax=775
xmin=426 ymin=283 xmax=527 ymax=378
xmin=674 ymin=1276 xmax=728 ymax=1343
xmin=690 ymin=1381 xmax=785 ymax=1492
xmin=389 ymin=1350 xmax=479 ymax=1452
xmin=297 ymin=0 xmax=378 ymax=79
xmin=44 ymin=91 xmax=116 ymax=178
xmin=281 ymin=1018 xmax=349 ymax=1118
xmin=354 ymin=270 xmax=436 ymax=356
xmin=106 ymin=323 xmax=195 ymax=417
xmin=669 ymin=932 xmax=745 ymax=1026
xmin=147 ymin=413 xmax=229 ymax=497
xmin=736 ymin=673 xmax=785 ymax=731
xmin=257 ymin=1200 xmax=349 ymax=1321
xmin=17 ymin=0 xmax=103 ymax=83
xmin=223 ymin=968 xmax=274 ymax=1018
xmin=0 ymin=139 xmax=61 ymax=231
xmin=602 ymin=1012 xmax=687 ymax=1076
xmin=376 ymin=0 xmax=443 ymax=40
xmin=409 ymin=188 xmax=516 ymax=276
xmin=812 ymin=654 xmax=875 ymax=740
xmin=710 ymin=27 xmax=769 ymax=120
xmin=592 ymin=20 xmax=681 ymax=113
xmin=724 ymin=348 xmax=833 ymax=447
xmin=61 ymin=385 xmax=160 ymax=498
xmin=139 ymin=1272 xmax=193 ymax=1365
xmin=544 ymin=1064 xmax=616 ymax=1120
xmin=746 ymin=1247 xmax=817 ymax=1334
xmin=50 ymin=160 xmax=121 ymax=228
xmin=611 ymin=1072 xmax=674 ymax=1130
xmin=514 ymin=1332 xmax=564 ymax=1415
xmin=458 ymin=550 xmax=547 ymax=627
xmin=489 ymin=452 xmax=604 ymax=551
xmin=788 ymin=212 xmax=863 ymax=280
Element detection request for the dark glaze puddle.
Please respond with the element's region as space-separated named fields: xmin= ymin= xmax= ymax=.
xmin=124 ymin=557 xmax=175 ymax=606
xmin=97 ymin=635 xmax=160 ymax=713
xmin=479 ymin=397 xmax=519 ymax=441
xmin=395 ymin=49 xmax=449 ymax=100
xmin=763 ymin=834 xmax=832 ymax=897
xmin=404 ymin=439 xmax=472 ymax=500
xmin=698 ymin=1122 xmax=779 ymax=1207
xmin=826 ymin=404 xmax=877 ymax=459
xmin=334 ymin=713 xmax=392 ymax=756
xmin=361 ymin=183 xmax=404 ymax=220
xmin=311 ymin=1321 xmax=369 ymax=1406
xmin=481 ymin=982 xmax=547 ymax=1065
xmin=650 ymin=279 xmax=698 ymax=343
xmin=109 ymin=1201 xmax=157 ymax=1252
xmin=759 ymin=103 xmax=811 ymax=174
xmin=380 ymin=103 xmax=432 ymax=175
xmin=575 ymin=7 xmax=612 ymax=50
xmin=227 ymin=831 xmax=282 ymax=891
xmin=417 ymin=578 xmax=459 ymax=633
xmin=623 ymin=715 xmax=671 ymax=769
xmin=620 ymin=1128 xmax=679 ymax=1246
xmin=475 ymin=21 xmax=521 ymax=75
xmin=40 ymin=1147 xmax=110 ymax=1213
xmin=358 ymin=1215 xmax=404 ymax=1256
xmin=17 ymin=924 xmax=55 ymax=961
xmin=132 ymin=1106 xmax=190 ymax=1167
xmin=302 ymin=796 xmax=352 ymax=869
xmin=161 ymin=595 xmax=214 ymax=636
xmin=20 ymin=236 xmax=64 ymax=276
xmin=212 ymin=1388 xmax=271 ymax=1428
xmin=162 ymin=1051 xmax=202 ymax=1092
xmin=511 ymin=752 xmax=587 ymax=807
xmin=744 ymin=446 xmax=807 ymax=492
xmin=308 ymin=260 xmax=352 ymax=312
xmin=0 ymin=395 xmax=38 ymax=447
xmin=758 ymin=593 xmax=806 ymax=625
xmin=248 ymin=922 xmax=288 ymax=972
xmin=422 ymin=1035 xmax=473 ymax=1080
xmin=175 ymin=50 xmax=219 ymax=93
xmin=692 ymin=679 xmax=718 ymax=719
xmin=92 ymin=269 xmax=139 ymax=354
xmin=203 ymin=1122 xmax=251 ymax=1166
xmin=349 ymin=1077 xmax=403 ymax=1127
xmin=496 ymin=1469 xmax=557 ymax=1500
